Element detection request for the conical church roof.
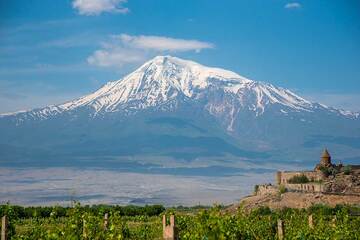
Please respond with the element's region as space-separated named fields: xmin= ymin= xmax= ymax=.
xmin=322 ymin=149 xmax=331 ymax=158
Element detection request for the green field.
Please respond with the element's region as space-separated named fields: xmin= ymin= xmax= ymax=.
xmin=1 ymin=203 xmax=360 ymax=239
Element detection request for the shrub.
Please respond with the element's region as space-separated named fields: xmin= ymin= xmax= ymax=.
xmin=308 ymin=204 xmax=333 ymax=215
xmin=343 ymin=165 xmax=352 ymax=175
xmin=4 ymin=204 xmax=360 ymax=239
xmin=319 ymin=166 xmax=338 ymax=177
xmin=251 ymin=206 xmax=272 ymax=215
xmin=288 ymin=174 xmax=310 ymax=184
xmin=0 ymin=204 xmax=165 ymax=220
xmin=279 ymin=185 xmax=287 ymax=194
xmin=319 ymin=166 xmax=330 ymax=176
xmin=254 ymin=185 xmax=259 ymax=194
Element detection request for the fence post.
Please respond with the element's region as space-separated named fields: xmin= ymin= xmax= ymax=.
xmin=308 ymin=214 xmax=314 ymax=229
xmin=83 ymin=218 xmax=88 ymax=239
xmin=1 ymin=215 xmax=8 ymax=240
xmin=104 ymin=213 xmax=109 ymax=230
xmin=277 ymin=219 xmax=284 ymax=240
xmin=162 ymin=214 xmax=166 ymax=229
xmin=163 ymin=214 xmax=178 ymax=240
xmin=331 ymin=215 xmax=336 ymax=227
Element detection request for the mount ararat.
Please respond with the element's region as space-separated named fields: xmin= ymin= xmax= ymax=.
xmin=1 ymin=56 xmax=359 ymax=171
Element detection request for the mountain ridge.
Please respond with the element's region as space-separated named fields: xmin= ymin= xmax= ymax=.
xmin=1 ymin=56 xmax=359 ymax=168
xmin=1 ymin=55 xmax=358 ymax=123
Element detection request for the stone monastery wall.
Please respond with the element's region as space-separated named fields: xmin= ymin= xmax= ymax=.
xmin=284 ymin=182 xmax=324 ymax=193
xmin=257 ymin=184 xmax=278 ymax=195
xmin=256 ymin=150 xmax=360 ymax=195
xmin=276 ymin=171 xmax=323 ymax=185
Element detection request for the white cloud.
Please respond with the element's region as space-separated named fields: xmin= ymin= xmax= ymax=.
xmin=72 ymin=0 xmax=129 ymax=16
xmin=118 ymin=34 xmax=214 ymax=52
xmin=284 ymin=2 xmax=302 ymax=9
xmin=87 ymin=34 xmax=214 ymax=67
xmin=87 ymin=47 xmax=145 ymax=67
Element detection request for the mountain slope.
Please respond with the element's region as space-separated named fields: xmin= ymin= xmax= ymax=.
xmin=0 ymin=56 xmax=359 ymax=169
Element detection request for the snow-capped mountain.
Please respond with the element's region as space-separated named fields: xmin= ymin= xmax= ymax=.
xmin=2 ymin=56 xmax=357 ymax=123
xmin=0 ymin=56 xmax=359 ymax=168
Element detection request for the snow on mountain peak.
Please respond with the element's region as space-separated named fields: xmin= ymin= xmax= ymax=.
xmin=1 ymin=56 xmax=357 ymax=121
xmin=141 ymin=55 xmax=249 ymax=82
xmin=60 ymin=55 xmax=254 ymax=113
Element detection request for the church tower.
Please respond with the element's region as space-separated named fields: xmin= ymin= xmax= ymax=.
xmin=320 ymin=149 xmax=332 ymax=167
xmin=314 ymin=149 xmax=333 ymax=172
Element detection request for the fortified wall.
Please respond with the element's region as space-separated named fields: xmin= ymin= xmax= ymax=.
xmin=276 ymin=171 xmax=322 ymax=185
xmin=275 ymin=149 xmax=333 ymax=193
xmin=257 ymin=149 xmax=360 ymax=195
xmin=257 ymin=184 xmax=278 ymax=195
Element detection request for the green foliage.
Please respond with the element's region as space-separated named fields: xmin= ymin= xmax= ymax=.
xmin=343 ymin=165 xmax=352 ymax=175
xmin=2 ymin=204 xmax=360 ymax=239
xmin=308 ymin=204 xmax=335 ymax=215
xmin=279 ymin=184 xmax=287 ymax=194
xmin=253 ymin=185 xmax=259 ymax=194
xmin=288 ymin=174 xmax=310 ymax=184
xmin=0 ymin=204 xmax=165 ymax=220
xmin=177 ymin=206 xmax=360 ymax=240
xmin=0 ymin=204 xmax=16 ymax=238
xmin=9 ymin=203 xmax=161 ymax=240
xmin=251 ymin=206 xmax=272 ymax=216
xmin=319 ymin=166 xmax=339 ymax=177
xmin=319 ymin=165 xmax=330 ymax=176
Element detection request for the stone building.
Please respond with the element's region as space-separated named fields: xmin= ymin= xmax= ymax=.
xmin=256 ymin=149 xmax=360 ymax=196
xmin=275 ymin=149 xmax=334 ymax=193
xmin=314 ymin=148 xmax=334 ymax=171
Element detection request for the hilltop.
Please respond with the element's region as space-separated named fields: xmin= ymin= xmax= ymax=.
xmin=228 ymin=150 xmax=360 ymax=212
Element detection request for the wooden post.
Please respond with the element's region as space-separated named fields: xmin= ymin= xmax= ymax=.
xmin=331 ymin=216 xmax=336 ymax=227
xmin=170 ymin=215 xmax=175 ymax=227
xmin=104 ymin=213 xmax=109 ymax=230
xmin=277 ymin=219 xmax=284 ymax=240
xmin=308 ymin=215 xmax=314 ymax=229
xmin=1 ymin=216 xmax=8 ymax=240
xmin=83 ymin=219 xmax=88 ymax=239
xmin=163 ymin=214 xmax=178 ymax=240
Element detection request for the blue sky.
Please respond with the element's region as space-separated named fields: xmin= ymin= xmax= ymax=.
xmin=0 ymin=0 xmax=359 ymax=113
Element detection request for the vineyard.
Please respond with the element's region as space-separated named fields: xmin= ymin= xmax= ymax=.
xmin=1 ymin=203 xmax=360 ymax=239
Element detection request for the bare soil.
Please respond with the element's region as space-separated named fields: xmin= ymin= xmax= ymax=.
xmin=227 ymin=192 xmax=360 ymax=213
